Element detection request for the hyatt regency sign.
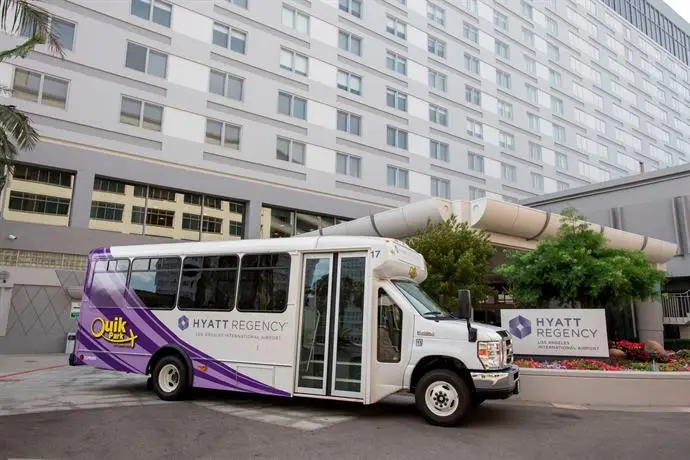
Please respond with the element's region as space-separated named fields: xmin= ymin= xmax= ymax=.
xmin=500 ymin=309 xmax=609 ymax=358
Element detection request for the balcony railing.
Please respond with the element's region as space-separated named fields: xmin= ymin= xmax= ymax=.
xmin=662 ymin=290 xmax=690 ymax=325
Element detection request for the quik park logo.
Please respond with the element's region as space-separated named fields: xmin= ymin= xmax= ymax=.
xmin=90 ymin=316 xmax=138 ymax=348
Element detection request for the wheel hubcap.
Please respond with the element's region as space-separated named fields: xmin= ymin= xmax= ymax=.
xmin=425 ymin=381 xmax=459 ymax=417
xmin=158 ymin=363 xmax=180 ymax=393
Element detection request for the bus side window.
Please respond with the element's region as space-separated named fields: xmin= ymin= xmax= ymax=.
xmin=88 ymin=258 xmax=130 ymax=309
xmin=128 ymin=257 xmax=181 ymax=310
xmin=178 ymin=255 xmax=239 ymax=311
xmin=236 ymin=253 xmax=291 ymax=313
xmin=377 ymin=289 xmax=402 ymax=363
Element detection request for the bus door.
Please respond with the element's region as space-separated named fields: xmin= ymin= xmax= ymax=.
xmin=294 ymin=251 xmax=369 ymax=400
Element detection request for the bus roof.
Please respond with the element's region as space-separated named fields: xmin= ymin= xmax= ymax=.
xmin=94 ymin=235 xmax=411 ymax=259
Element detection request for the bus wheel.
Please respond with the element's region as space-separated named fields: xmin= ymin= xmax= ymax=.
xmin=151 ymin=355 xmax=188 ymax=401
xmin=415 ymin=369 xmax=472 ymax=427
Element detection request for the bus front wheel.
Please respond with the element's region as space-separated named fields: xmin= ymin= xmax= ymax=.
xmin=151 ymin=355 xmax=189 ymax=401
xmin=415 ymin=369 xmax=472 ymax=427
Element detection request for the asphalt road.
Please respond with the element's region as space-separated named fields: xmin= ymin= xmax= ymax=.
xmin=1 ymin=395 xmax=689 ymax=460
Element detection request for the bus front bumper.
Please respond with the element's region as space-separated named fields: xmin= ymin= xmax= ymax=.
xmin=470 ymin=364 xmax=520 ymax=399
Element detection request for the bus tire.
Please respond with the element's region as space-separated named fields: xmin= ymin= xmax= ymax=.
xmin=151 ymin=355 xmax=189 ymax=401
xmin=415 ymin=369 xmax=472 ymax=427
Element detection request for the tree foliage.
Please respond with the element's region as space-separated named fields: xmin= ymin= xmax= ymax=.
xmin=406 ymin=215 xmax=495 ymax=310
xmin=494 ymin=207 xmax=667 ymax=309
xmin=0 ymin=0 xmax=65 ymax=190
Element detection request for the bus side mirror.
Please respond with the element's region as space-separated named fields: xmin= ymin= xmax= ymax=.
xmin=457 ymin=289 xmax=472 ymax=320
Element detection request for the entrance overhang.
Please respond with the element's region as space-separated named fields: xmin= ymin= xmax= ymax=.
xmin=301 ymin=197 xmax=678 ymax=265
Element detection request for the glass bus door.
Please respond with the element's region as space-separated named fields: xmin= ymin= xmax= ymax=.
xmin=295 ymin=252 xmax=368 ymax=399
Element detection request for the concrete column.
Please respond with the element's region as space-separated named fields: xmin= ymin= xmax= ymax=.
xmin=0 ymin=270 xmax=14 ymax=336
xmin=69 ymin=170 xmax=96 ymax=229
xmin=634 ymin=298 xmax=664 ymax=344
xmin=244 ymin=200 xmax=262 ymax=240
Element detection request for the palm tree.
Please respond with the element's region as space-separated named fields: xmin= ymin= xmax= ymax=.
xmin=0 ymin=0 xmax=64 ymax=192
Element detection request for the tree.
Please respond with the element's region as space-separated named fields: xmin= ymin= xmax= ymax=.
xmin=406 ymin=215 xmax=495 ymax=311
xmin=0 ymin=0 xmax=64 ymax=192
xmin=494 ymin=207 xmax=667 ymax=310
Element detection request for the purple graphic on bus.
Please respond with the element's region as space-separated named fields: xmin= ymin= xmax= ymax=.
xmin=74 ymin=247 xmax=289 ymax=397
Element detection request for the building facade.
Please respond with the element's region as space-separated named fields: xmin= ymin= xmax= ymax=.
xmin=1 ymin=0 xmax=690 ymax=352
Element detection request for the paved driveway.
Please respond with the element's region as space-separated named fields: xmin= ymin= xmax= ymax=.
xmin=1 ymin=365 xmax=689 ymax=459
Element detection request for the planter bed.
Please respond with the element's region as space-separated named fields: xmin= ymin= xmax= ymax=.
xmin=508 ymin=341 xmax=690 ymax=407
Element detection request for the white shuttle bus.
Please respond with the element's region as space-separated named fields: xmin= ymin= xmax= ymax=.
xmin=71 ymin=235 xmax=519 ymax=426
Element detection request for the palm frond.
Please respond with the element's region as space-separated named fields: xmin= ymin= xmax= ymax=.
xmin=0 ymin=128 xmax=19 ymax=170
xmin=0 ymin=103 xmax=39 ymax=152
xmin=0 ymin=0 xmax=64 ymax=59
xmin=0 ymin=34 xmax=43 ymax=62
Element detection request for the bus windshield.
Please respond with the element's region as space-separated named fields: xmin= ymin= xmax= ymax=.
xmin=393 ymin=280 xmax=454 ymax=318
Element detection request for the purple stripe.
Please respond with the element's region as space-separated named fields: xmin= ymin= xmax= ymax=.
xmin=82 ymin=250 xmax=290 ymax=397
xmin=77 ymin=324 xmax=141 ymax=374
xmin=76 ymin=332 xmax=136 ymax=373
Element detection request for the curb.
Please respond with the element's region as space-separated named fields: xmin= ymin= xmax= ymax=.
xmin=491 ymin=399 xmax=690 ymax=414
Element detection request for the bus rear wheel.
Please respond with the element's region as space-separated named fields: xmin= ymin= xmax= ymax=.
xmin=415 ymin=369 xmax=472 ymax=427
xmin=151 ymin=355 xmax=189 ymax=401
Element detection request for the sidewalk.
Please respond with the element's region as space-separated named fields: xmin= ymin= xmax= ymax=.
xmin=0 ymin=354 xmax=67 ymax=378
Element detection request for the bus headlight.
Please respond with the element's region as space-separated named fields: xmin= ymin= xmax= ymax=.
xmin=477 ymin=341 xmax=503 ymax=369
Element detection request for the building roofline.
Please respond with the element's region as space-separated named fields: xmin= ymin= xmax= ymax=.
xmin=520 ymin=162 xmax=690 ymax=206
xmin=652 ymin=0 xmax=690 ymax=37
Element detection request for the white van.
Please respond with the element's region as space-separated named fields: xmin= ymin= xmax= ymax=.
xmin=70 ymin=235 xmax=519 ymax=426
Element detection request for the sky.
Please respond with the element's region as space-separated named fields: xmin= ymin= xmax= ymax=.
xmin=664 ymin=0 xmax=690 ymax=24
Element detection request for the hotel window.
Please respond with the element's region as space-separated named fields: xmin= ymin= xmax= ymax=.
xmin=493 ymin=11 xmax=507 ymax=30
xmin=531 ymin=172 xmax=544 ymax=191
xmin=499 ymin=131 xmax=515 ymax=150
xmin=427 ymin=3 xmax=445 ymax=26
xmin=387 ymin=166 xmax=409 ymax=189
xmin=502 ymin=164 xmax=517 ymax=183
xmin=205 ymin=119 xmax=241 ymax=149
xmin=547 ymin=17 xmax=558 ymax=35
xmin=551 ymin=96 xmax=564 ymax=115
xmin=464 ymin=53 xmax=479 ymax=74
xmin=336 ymin=153 xmax=361 ymax=178
xmin=466 ymin=119 xmax=483 ymax=139
xmin=495 ymin=40 xmax=510 ymax=59
xmin=119 ymin=96 xmax=163 ymax=131
xmin=428 ymin=36 xmax=446 ymax=58
xmin=90 ymin=201 xmax=125 ymax=222
xmin=386 ymin=51 xmax=407 ymax=75
xmin=130 ymin=0 xmax=172 ymax=27
xmin=337 ymin=110 xmax=362 ymax=135
xmin=279 ymin=49 xmax=309 ymax=76
xmin=339 ymin=0 xmax=362 ymax=18
xmin=9 ymin=192 xmax=70 ymax=216
xmin=547 ymin=43 xmax=560 ymax=61
xmin=549 ymin=69 xmax=561 ymax=87
xmin=553 ymin=124 xmax=566 ymax=143
xmin=276 ymin=137 xmax=306 ymax=164
xmin=469 ymin=186 xmax=485 ymax=200
xmin=277 ymin=91 xmax=307 ymax=120
xmin=20 ymin=15 xmax=76 ymax=50
xmin=430 ymin=140 xmax=449 ymax=162
xmin=522 ymin=29 xmax=535 ymax=48
xmin=525 ymin=56 xmax=536 ymax=74
xmin=428 ymin=69 xmax=447 ymax=91
xmin=125 ymin=42 xmax=168 ymax=78
xmin=526 ymin=84 xmax=538 ymax=104
xmin=463 ymin=23 xmax=478 ymax=43
xmin=556 ymin=152 xmax=568 ymax=170
xmin=468 ymin=153 xmax=484 ymax=173
xmin=465 ymin=85 xmax=481 ymax=106
xmin=521 ymin=0 xmax=533 ymax=20
xmin=431 ymin=177 xmax=450 ymax=199
xmin=337 ymin=69 xmax=362 ymax=95
xmin=212 ymin=22 xmax=247 ymax=54
xmin=496 ymin=70 xmax=511 ymax=89
xmin=497 ymin=100 xmax=513 ymax=119
xmin=209 ymin=69 xmax=244 ymax=99
xmin=386 ymin=16 xmax=406 ymax=39
xmin=282 ymin=6 xmax=309 ymax=34
xmin=528 ymin=142 xmax=541 ymax=161
xmin=462 ymin=0 xmax=477 ymax=14
xmin=527 ymin=113 xmax=540 ymax=131
xmin=386 ymin=88 xmax=407 ymax=111
xmin=429 ymin=104 xmax=448 ymax=126
xmin=387 ymin=126 xmax=409 ymax=149
xmin=338 ymin=30 xmax=362 ymax=56
xmin=11 ymin=68 xmax=69 ymax=109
